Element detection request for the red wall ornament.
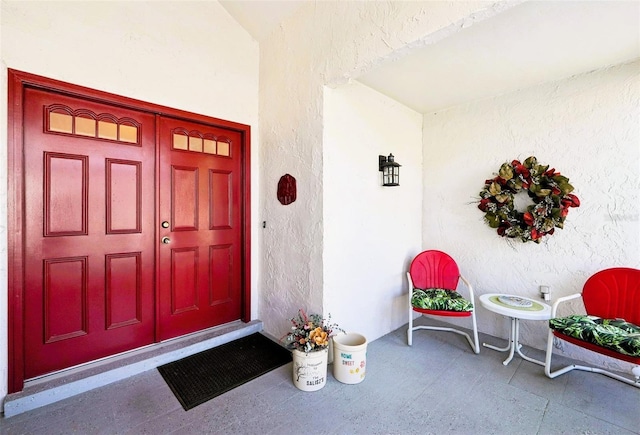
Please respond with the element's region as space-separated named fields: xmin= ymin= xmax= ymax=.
xmin=277 ymin=174 xmax=297 ymax=205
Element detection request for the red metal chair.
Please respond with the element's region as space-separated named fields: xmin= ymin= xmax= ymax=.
xmin=407 ymin=250 xmax=479 ymax=353
xmin=545 ymin=267 xmax=640 ymax=387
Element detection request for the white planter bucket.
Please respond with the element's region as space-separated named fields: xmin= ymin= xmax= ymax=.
xmin=292 ymin=348 xmax=328 ymax=391
xmin=332 ymin=333 xmax=367 ymax=384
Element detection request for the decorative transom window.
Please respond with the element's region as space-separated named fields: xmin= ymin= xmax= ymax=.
xmin=46 ymin=104 xmax=140 ymax=145
xmin=172 ymin=128 xmax=231 ymax=157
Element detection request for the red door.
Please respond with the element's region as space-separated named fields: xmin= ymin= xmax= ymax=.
xmin=158 ymin=116 xmax=243 ymax=340
xmin=23 ymin=88 xmax=156 ymax=378
xmin=12 ymin=71 xmax=250 ymax=389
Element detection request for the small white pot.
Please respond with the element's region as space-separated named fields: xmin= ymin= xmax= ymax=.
xmin=332 ymin=333 xmax=367 ymax=384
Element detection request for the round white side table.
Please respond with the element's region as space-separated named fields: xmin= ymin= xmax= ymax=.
xmin=479 ymin=293 xmax=552 ymax=366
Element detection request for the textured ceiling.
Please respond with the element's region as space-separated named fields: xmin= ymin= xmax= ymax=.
xmin=219 ymin=0 xmax=305 ymax=41
xmin=221 ymin=1 xmax=640 ymax=113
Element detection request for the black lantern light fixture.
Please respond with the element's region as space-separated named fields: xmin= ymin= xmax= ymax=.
xmin=379 ymin=153 xmax=401 ymax=186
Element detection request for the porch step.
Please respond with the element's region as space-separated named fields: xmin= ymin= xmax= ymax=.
xmin=3 ymin=320 xmax=264 ymax=418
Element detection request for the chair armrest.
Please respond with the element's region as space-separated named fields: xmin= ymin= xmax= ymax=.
xmin=406 ymin=272 xmax=414 ymax=293
xmin=459 ymin=275 xmax=475 ymax=302
xmin=550 ymin=293 xmax=582 ymax=318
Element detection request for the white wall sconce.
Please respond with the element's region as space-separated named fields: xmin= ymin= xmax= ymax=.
xmin=379 ymin=154 xmax=401 ymax=187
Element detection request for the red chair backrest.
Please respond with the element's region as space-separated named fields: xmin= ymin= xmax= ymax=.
xmin=582 ymin=267 xmax=640 ymax=325
xmin=409 ymin=250 xmax=460 ymax=291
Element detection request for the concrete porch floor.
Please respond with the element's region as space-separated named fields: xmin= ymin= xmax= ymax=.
xmin=1 ymin=318 xmax=639 ymax=434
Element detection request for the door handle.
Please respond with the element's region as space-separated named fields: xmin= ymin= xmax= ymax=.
xmin=161 ymin=237 xmax=170 ymax=244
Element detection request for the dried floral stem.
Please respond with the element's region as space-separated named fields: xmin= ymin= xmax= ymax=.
xmin=283 ymin=309 xmax=343 ymax=353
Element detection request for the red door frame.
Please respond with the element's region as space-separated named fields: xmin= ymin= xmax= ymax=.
xmin=7 ymin=69 xmax=252 ymax=393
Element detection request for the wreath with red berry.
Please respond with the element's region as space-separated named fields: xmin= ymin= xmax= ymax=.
xmin=478 ymin=156 xmax=580 ymax=243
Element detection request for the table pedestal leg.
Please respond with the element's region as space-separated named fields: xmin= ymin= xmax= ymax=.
xmin=513 ymin=319 xmax=545 ymax=366
xmin=482 ymin=318 xmax=545 ymax=366
xmin=482 ymin=317 xmax=515 ymax=365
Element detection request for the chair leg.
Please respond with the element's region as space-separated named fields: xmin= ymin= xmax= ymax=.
xmin=545 ymin=330 xmax=640 ymax=388
xmin=407 ymin=273 xmax=413 ymax=346
xmin=411 ymin=324 xmax=478 ymax=354
xmin=408 ymin=310 xmax=479 ymax=353
xmin=470 ymin=309 xmax=480 ymax=354
xmin=408 ymin=309 xmax=413 ymax=346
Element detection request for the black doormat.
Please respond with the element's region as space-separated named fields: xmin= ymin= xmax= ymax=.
xmin=157 ymin=332 xmax=292 ymax=410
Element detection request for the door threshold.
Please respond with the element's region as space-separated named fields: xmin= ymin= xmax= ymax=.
xmin=3 ymin=320 xmax=263 ymax=418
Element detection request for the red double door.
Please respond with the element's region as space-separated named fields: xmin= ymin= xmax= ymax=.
xmin=22 ymin=88 xmax=244 ymax=379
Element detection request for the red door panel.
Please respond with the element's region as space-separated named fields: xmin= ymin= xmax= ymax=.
xmin=23 ymin=88 xmax=156 ymax=378
xmin=158 ymin=116 xmax=243 ymax=340
xmin=43 ymin=257 xmax=87 ymax=342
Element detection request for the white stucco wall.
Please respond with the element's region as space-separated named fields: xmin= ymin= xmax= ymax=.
xmin=258 ymin=0 xmax=508 ymax=341
xmin=0 ymin=0 xmax=259 ymax=403
xmin=323 ymin=81 xmax=422 ymax=342
xmin=422 ymin=60 xmax=640 ymax=370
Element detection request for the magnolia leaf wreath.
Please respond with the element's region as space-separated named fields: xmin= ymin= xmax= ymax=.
xmin=478 ymin=156 xmax=580 ymax=243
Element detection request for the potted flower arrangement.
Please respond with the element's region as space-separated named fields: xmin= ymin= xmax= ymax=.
xmin=283 ymin=309 xmax=342 ymax=391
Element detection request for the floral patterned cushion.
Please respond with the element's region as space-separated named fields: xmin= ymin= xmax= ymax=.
xmin=411 ymin=288 xmax=473 ymax=312
xmin=549 ymin=315 xmax=640 ymax=357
